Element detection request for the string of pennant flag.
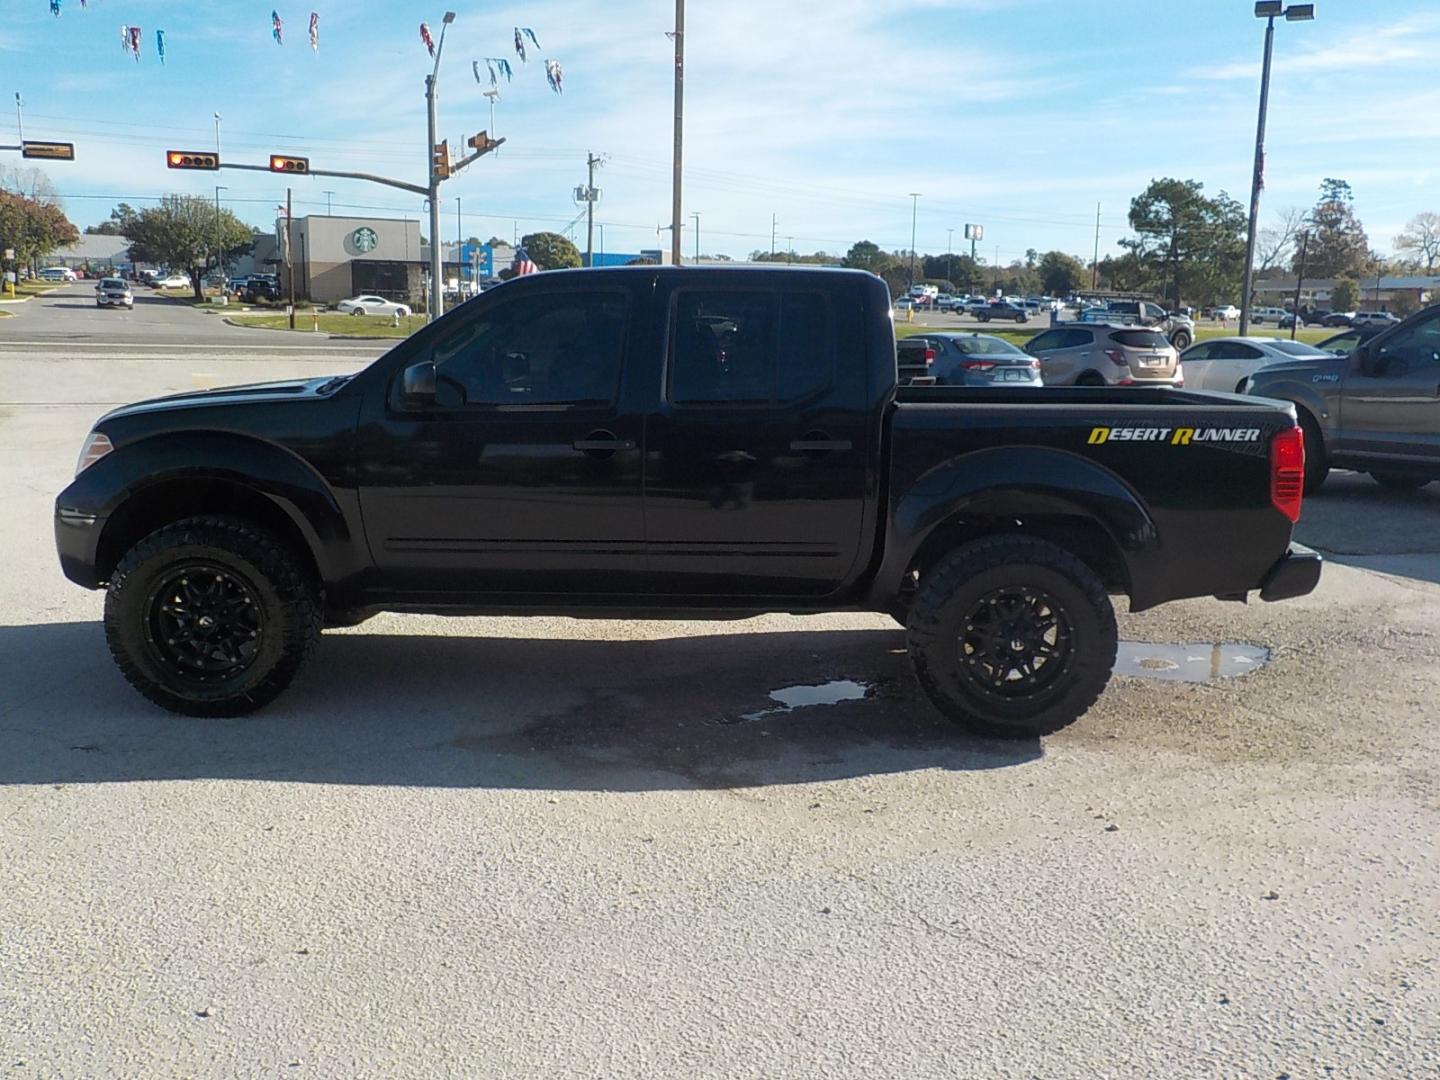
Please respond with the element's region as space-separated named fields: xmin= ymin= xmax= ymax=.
xmin=466 ymin=27 xmax=563 ymax=94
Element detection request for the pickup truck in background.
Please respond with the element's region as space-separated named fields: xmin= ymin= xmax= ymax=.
xmin=1101 ymin=300 xmax=1195 ymax=350
xmin=56 ymin=267 xmax=1320 ymax=738
xmin=1245 ymin=303 xmax=1440 ymax=493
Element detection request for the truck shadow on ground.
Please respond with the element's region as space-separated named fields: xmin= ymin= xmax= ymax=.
xmin=0 ymin=622 xmax=1040 ymax=791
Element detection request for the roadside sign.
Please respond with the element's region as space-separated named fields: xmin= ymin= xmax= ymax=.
xmin=21 ymin=141 xmax=75 ymax=161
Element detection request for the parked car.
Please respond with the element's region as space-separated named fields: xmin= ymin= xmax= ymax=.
xmin=898 ymin=332 xmax=1043 ymax=387
xmin=39 ymin=267 xmax=78 ymax=283
xmin=1316 ymin=325 xmax=1385 ymax=357
xmin=228 ymin=275 xmax=252 ymax=293
xmin=94 ymin=277 xmax=134 ymax=310
xmin=1322 ymin=311 xmax=1357 ymax=327
xmin=892 ymin=296 xmax=918 ymax=312
xmin=933 ymin=293 xmax=957 ymax=310
xmin=1244 ymin=303 xmax=1440 ymax=493
xmin=1301 ymin=308 xmax=1332 ymax=326
xmin=1251 ymin=306 xmax=1289 ymax=324
xmin=1024 ymin=324 xmax=1181 ymax=387
xmin=1212 ymin=305 xmax=1241 ymax=321
xmin=336 ymin=294 xmax=412 ymax=318
xmin=975 ymin=301 xmax=1028 ymax=323
xmin=154 ymin=274 xmax=191 ymax=290
xmin=1352 ymin=311 xmax=1402 ymax=328
xmin=241 ymin=279 xmax=282 ymax=303
xmin=961 ymin=297 xmax=992 ymax=315
xmin=54 ymin=265 xmax=1319 ymax=735
xmin=1178 ymin=336 xmax=1329 ymax=394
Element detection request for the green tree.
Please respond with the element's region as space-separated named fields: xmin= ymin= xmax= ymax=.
xmin=1302 ymin=179 xmax=1369 ymax=279
xmin=842 ymin=240 xmax=894 ymax=274
xmin=519 ymin=231 xmax=581 ymax=271
xmin=0 ymin=189 xmax=79 ymax=270
xmin=1123 ymin=178 xmax=1246 ymax=307
xmin=1394 ymin=211 xmax=1439 ymax=273
xmin=1329 ymin=276 xmax=1359 ymax=313
xmin=1038 ymin=250 xmax=1086 ymax=296
xmin=123 ymin=196 xmax=254 ymax=299
xmin=1096 ymin=251 xmax=1153 ymax=293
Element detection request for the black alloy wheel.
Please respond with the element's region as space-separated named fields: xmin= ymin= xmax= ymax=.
xmin=956 ymin=585 xmax=1075 ymax=703
xmin=144 ymin=563 xmax=264 ymax=683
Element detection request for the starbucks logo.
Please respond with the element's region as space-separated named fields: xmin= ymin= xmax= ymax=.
xmin=351 ymin=227 xmax=378 ymax=253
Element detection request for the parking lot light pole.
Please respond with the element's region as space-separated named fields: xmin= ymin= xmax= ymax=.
xmin=908 ymin=193 xmax=920 ymax=287
xmin=214 ymin=185 xmax=227 ymax=292
xmin=1240 ymin=1 xmax=1315 ymax=337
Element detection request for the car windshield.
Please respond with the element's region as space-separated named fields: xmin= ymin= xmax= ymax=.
xmin=950 ymin=335 xmax=1025 ymax=356
xmin=1268 ymin=340 xmax=1326 ymax=357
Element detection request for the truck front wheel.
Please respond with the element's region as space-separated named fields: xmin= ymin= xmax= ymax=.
xmin=104 ymin=515 xmax=320 ymax=717
xmin=906 ymin=536 xmax=1117 ymax=738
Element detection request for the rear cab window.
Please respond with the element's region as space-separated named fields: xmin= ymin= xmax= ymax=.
xmin=1110 ymin=329 xmax=1171 ymax=349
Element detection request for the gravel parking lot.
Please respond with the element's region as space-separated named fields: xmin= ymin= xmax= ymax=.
xmin=1 ymin=292 xmax=1437 ymax=1077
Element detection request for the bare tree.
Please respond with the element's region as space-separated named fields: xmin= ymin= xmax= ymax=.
xmin=1394 ymin=211 xmax=1440 ymax=273
xmin=1255 ymin=206 xmax=1307 ymax=276
xmin=0 ymin=165 xmax=61 ymax=206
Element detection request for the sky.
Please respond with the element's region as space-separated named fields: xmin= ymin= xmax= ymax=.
xmin=2 ymin=0 xmax=1437 ymax=266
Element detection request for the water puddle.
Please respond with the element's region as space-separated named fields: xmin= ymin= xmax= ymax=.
xmin=725 ymin=679 xmax=873 ymax=725
xmin=1114 ymin=642 xmax=1270 ymax=683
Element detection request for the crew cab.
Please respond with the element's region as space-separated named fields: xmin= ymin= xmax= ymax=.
xmin=56 ymin=267 xmax=1321 ymax=737
xmin=1244 ymin=303 xmax=1440 ymax=493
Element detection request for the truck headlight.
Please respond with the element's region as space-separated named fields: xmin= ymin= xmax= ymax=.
xmin=75 ymin=431 xmax=113 ymax=476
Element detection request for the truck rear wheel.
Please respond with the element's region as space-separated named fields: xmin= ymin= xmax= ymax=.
xmin=906 ymin=536 xmax=1117 ymax=739
xmin=104 ymin=515 xmax=320 ymax=717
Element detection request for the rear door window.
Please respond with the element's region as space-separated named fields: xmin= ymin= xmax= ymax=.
xmin=1111 ymin=330 xmax=1170 ymax=349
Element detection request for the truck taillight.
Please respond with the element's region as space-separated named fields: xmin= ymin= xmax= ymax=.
xmin=960 ymin=360 xmax=995 ymax=371
xmin=924 ymin=348 xmax=937 ymax=366
xmin=1270 ymin=426 xmax=1305 ymax=523
xmin=1104 ymin=348 xmax=1129 ymax=367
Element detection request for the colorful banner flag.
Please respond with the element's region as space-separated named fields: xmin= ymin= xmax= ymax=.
xmin=309 ymin=12 xmax=319 ymax=52
xmin=544 ymin=59 xmax=563 ymax=94
xmin=420 ymin=23 xmax=436 ymax=58
xmin=272 ymin=10 xmax=283 ymax=45
xmin=513 ymin=27 xmax=525 ymax=62
xmin=156 ymin=28 xmax=166 ymax=64
xmin=50 ymin=0 xmax=61 ymax=16
xmin=128 ymin=25 xmax=141 ymax=61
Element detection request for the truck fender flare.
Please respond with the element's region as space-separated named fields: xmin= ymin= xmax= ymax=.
xmin=1249 ymin=379 xmax=1329 ymax=425
xmin=92 ymin=431 xmax=350 ymax=580
xmin=872 ymin=446 xmax=1160 ymax=604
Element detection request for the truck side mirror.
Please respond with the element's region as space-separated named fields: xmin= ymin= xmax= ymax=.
xmin=401 ymin=359 xmax=438 ymax=406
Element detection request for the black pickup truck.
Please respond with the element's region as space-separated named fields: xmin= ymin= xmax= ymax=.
xmin=55 ymin=267 xmax=1320 ymax=737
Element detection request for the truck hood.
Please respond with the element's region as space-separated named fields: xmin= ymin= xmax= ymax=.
xmin=98 ymin=376 xmax=342 ymax=423
xmin=1251 ymin=355 xmax=1344 ymax=380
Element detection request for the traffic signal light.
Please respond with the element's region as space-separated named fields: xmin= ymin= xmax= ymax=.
xmin=432 ymin=140 xmax=451 ymax=180
xmin=21 ymin=141 xmax=75 ymax=161
xmin=467 ymin=130 xmax=502 ymax=155
xmin=269 ymin=155 xmax=310 ymax=174
xmin=166 ymin=150 xmax=220 ymax=170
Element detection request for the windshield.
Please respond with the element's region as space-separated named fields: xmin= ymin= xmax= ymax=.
xmin=950 ymin=335 xmax=1025 ymax=356
xmin=1269 ymin=340 xmax=1326 ymax=357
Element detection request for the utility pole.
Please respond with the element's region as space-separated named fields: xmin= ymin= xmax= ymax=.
xmin=214 ymin=184 xmax=227 ymax=292
xmin=323 ymin=190 xmax=334 ymax=216
xmin=771 ymin=214 xmax=777 ymax=260
xmin=456 ymin=195 xmax=463 ymax=293
xmin=213 ymin=112 xmax=221 ymax=157
xmin=286 ymin=187 xmax=295 ymax=330
xmin=584 ymin=151 xmax=602 ymax=267
xmin=692 ymin=211 xmax=701 ymax=262
xmin=908 ymin=193 xmax=921 ymax=287
xmin=947 ymin=227 xmax=954 ymax=285
xmin=993 ymin=244 xmax=1000 ymax=291
xmin=425 ymin=11 xmax=456 ymax=320
xmin=14 ymin=93 xmax=22 ymax=142
xmin=1092 ymin=202 xmax=1101 ymax=290
xmin=670 ymin=0 xmax=685 ymax=266
xmin=1291 ymin=230 xmax=1308 ymax=341
xmin=786 ymin=237 xmax=794 ymax=264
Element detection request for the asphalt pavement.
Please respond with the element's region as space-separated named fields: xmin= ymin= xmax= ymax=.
xmin=1 ymin=298 xmax=1437 ymax=1078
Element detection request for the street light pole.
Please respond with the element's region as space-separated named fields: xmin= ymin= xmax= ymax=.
xmin=1240 ymin=2 xmax=1314 ymax=337
xmin=669 ymin=0 xmax=685 ymax=266
xmin=947 ymin=227 xmax=954 ymax=286
xmin=213 ymin=112 xmax=221 ymax=157
xmin=908 ymin=193 xmax=921 ymax=287
xmin=692 ymin=211 xmax=700 ymax=262
xmin=214 ymin=185 xmax=227 ymax=292
xmin=426 ymin=11 xmax=456 ymax=321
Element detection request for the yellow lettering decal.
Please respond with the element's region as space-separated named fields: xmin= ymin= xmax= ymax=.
xmin=1088 ymin=427 xmax=1110 ymax=444
xmin=1171 ymin=428 xmax=1193 ymax=445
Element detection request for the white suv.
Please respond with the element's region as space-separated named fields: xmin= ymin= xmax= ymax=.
xmin=1251 ymin=306 xmax=1288 ymax=324
xmin=1352 ymin=311 xmax=1402 ymax=328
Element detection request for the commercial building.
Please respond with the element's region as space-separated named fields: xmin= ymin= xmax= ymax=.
xmin=1252 ymin=275 xmax=1440 ymax=312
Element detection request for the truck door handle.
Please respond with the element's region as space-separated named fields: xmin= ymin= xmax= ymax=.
xmin=790 ymin=435 xmax=852 ymax=454
xmin=573 ymin=430 xmax=634 ymax=456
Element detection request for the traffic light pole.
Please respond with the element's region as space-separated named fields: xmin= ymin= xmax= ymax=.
xmin=426 ymin=72 xmax=444 ymax=321
xmin=286 ymin=187 xmax=296 ymax=330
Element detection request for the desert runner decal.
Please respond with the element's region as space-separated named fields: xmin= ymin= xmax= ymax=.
xmin=1087 ymin=426 xmax=1262 ymax=445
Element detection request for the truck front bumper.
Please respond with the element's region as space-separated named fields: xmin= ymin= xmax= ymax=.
xmin=1258 ymin=543 xmax=1322 ymax=602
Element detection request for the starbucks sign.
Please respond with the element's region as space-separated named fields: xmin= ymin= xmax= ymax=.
xmin=351 ymin=227 xmax=378 ymax=253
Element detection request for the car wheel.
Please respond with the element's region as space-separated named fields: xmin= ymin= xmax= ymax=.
xmin=1370 ymin=473 xmax=1431 ymax=492
xmin=1016 ymin=313 xmax=1026 ymax=323
xmin=103 ymin=516 xmax=321 ymax=717
xmin=350 ymin=308 xmax=364 ymax=316
xmin=1077 ymin=372 xmax=1107 ymax=387
xmin=907 ymin=535 xmax=1117 ymax=739
xmin=396 ymin=307 xmax=410 ymax=318
xmin=1171 ymin=330 xmax=1192 ymax=350
xmin=1297 ymin=411 xmax=1329 ymax=495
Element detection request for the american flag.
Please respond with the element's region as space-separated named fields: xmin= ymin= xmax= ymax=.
xmin=513 ymin=247 xmax=539 ymax=276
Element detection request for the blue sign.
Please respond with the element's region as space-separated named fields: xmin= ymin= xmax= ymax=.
xmin=459 ymin=243 xmax=494 ymax=280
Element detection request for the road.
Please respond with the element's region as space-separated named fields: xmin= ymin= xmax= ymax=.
xmin=1 ymin=300 xmax=1437 ymax=1078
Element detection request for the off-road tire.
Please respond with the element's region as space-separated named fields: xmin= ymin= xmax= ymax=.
xmin=1297 ymin=410 xmax=1329 ymax=495
xmin=1370 ymin=472 xmax=1430 ymax=492
xmin=907 ymin=535 xmax=1117 ymax=739
xmin=104 ymin=515 xmax=320 ymax=717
